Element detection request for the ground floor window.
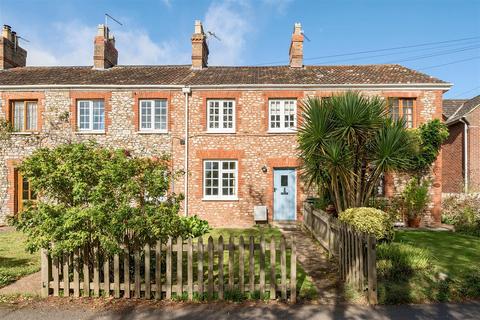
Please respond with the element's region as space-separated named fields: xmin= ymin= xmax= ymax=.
xmin=203 ymin=160 xmax=237 ymax=200
xmin=14 ymin=170 xmax=36 ymax=213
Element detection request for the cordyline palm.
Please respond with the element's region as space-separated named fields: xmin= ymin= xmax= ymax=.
xmin=298 ymin=91 xmax=415 ymax=212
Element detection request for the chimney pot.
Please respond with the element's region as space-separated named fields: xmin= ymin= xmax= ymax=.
xmin=289 ymin=22 xmax=304 ymax=68
xmin=191 ymin=20 xmax=208 ymax=69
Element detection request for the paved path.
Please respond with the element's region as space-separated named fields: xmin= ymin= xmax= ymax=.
xmin=0 ymin=272 xmax=41 ymax=296
xmin=277 ymin=224 xmax=343 ymax=303
xmin=0 ymin=300 xmax=478 ymax=319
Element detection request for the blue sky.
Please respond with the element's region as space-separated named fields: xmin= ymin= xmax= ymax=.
xmin=0 ymin=0 xmax=478 ymax=98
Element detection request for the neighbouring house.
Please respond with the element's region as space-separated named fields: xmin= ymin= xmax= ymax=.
xmin=0 ymin=21 xmax=451 ymax=227
xmin=442 ymin=95 xmax=480 ymax=193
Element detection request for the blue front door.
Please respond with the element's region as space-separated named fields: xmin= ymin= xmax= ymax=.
xmin=273 ymin=169 xmax=296 ymax=221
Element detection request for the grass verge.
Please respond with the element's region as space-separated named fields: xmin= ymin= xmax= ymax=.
xmin=377 ymin=230 xmax=480 ymax=304
xmin=0 ymin=229 xmax=40 ymax=288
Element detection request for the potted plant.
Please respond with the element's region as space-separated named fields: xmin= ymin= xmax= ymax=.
xmin=400 ymin=178 xmax=430 ymax=227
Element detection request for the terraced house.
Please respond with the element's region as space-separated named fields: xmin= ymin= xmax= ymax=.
xmin=0 ymin=21 xmax=451 ymax=227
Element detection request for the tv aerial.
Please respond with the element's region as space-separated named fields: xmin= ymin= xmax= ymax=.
xmin=207 ymin=31 xmax=221 ymax=42
xmin=105 ymin=13 xmax=123 ymax=29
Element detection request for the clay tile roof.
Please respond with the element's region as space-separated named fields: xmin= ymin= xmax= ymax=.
xmin=446 ymin=95 xmax=480 ymax=122
xmin=443 ymin=99 xmax=468 ymax=118
xmin=0 ymin=64 xmax=448 ymax=86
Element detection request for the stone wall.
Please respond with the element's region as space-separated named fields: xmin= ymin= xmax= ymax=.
xmin=0 ymin=88 xmax=444 ymax=226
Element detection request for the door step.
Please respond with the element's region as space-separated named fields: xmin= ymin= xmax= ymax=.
xmin=273 ymin=221 xmax=300 ymax=231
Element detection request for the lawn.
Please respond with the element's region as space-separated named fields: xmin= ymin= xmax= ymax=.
xmin=0 ymin=229 xmax=40 ymax=288
xmin=377 ymin=230 xmax=480 ymax=304
xmin=204 ymin=226 xmax=318 ymax=300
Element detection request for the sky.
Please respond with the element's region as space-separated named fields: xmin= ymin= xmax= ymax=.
xmin=0 ymin=0 xmax=479 ymax=98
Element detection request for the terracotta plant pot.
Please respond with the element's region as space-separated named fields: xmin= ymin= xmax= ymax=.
xmin=407 ymin=216 xmax=421 ymax=228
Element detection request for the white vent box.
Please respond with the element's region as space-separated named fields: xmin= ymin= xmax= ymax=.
xmin=254 ymin=206 xmax=268 ymax=222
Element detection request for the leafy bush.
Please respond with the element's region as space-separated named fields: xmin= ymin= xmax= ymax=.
xmin=442 ymin=195 xmax=480 ymax=237
xmin=10 ymin=142 xmax=210 ymax=256
xmin=338 ymin=207 xmax=394 ymax=241
xmin=180 ymin=215 xmax=211 ymax=238
xmin=410 ymin=119 xmax=449 ymax=172
xmin=397 ymin=178 xmax=430 ymax=219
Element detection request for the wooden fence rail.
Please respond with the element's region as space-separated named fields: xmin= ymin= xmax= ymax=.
xmin=41 ymin=235 xmax=297 ymax=302
xmin=303 ymin=202 xmax=377 ymax=304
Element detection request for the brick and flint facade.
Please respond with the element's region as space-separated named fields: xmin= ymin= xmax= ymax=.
xmin=0 ymin=22 xmax=451 ymax=227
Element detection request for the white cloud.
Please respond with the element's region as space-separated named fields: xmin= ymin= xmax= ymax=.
xmin=24 ymin=21 xmax=189 ymax=66
xmin=261 ymin=0 xmax=293 ymax=14
xmin=203 ymin=1 xmax=251 ymax=65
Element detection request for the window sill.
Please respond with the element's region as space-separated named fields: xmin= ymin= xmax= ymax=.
xmin=206 ymin=131 xmax=236 ymax=134
xmin=76 ymin=131 xmax=106 ymax=135
xmin=137 ymin=131 xmax=169 ymax=135
xmin=202 ymin=197 xmax=239 ymax=202
xmin=11 ymin=131 xmax=39 ymax=135
xmin=267 ymin=130 xmax=297 ymax=134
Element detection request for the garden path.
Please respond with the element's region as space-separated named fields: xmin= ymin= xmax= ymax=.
xmin=276 ymin=223 xmax=344 ymax=304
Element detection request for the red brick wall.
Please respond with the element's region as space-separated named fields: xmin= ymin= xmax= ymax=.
xmin=442 ymin=122 xmax=464 ymax=193
xmin=465 ymin=107 xmax=480 ymax=191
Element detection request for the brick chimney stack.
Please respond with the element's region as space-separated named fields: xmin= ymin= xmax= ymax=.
xmin=289 ymin=22 xmax=304 ymax=68
xmin=93 ymin=24 xmax=118 ymax=69
xmin=191 ymin=20 xmax=208 ymax=69
xmin=0 ymin=25 xmax=27 ymax=70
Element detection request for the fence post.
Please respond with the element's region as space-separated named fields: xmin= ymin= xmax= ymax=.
xmin=41 ymin=249 xmax=50 ymax=297
xmin=155 ymin=240 xmax=162 ymax=300
xmin=93 ymin=246 xmax=100 ymax=297
xmin=280 ymin=236 xmax=287 ymax=300
xmin=177 ymin=236 xmax=183 ymax=297
xmin=187 ymin=238 xmax=193 ymax=300
xmin=218 ymin=236 xmax=224 ymax=300
xmin=367 ymin=235 xmax=378 ymax=305
xmin=63 ymin=253 xmax=70 ymax=297
xmin=249 ymin=236 xmax=254 ymax=294
xmin=269 ymin=237 xmax=276 ymax=300
xmin=83 ymin=246 xmax=90 ymax=297
xmin=104 ymin=253 xmax=110 ymax=297
xmin=114 ymin=253 xmax=120 ymax=298
xmin=239 ymin=236 xmax=245 ymax=295
xmin=207 ymin=236 xmax=214 ymax=300
xmin=145 ymin=243 xmax=151 ymax=299
xmin=228 ymin=236 xmax=234 ymax=291
xmin=197 ymin=237 xmax=204 ymax=297
xmin=73 ymin=249 xmax=80 ymax=297
xmin=124 ymin=245 xmax=130 ymax=298
xmin=290 ymin=236 xmax=297 ymax=303
xmin=52 ymin=255 xmax=59 ymax=297
xmin=259 ymin=235 xmax=265 ymax=297
xmin=166 ymin=237 xmax=172 ymax=300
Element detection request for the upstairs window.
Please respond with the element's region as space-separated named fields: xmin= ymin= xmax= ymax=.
xmin=268 ymin=99 xmax=297 ymax=132
xmin=388 ymin=98 xmax=415 ymax=128
xmin=203 ymin=160 xmax=238 ymax=200
xmin=139 ymin=99 xmax=168 ymax=132
xmin=207 ymin=100 xmax=235 ymax=133
xmin=10 ymin=101 xmax=38 ymax=132
xmin=77 ymin=100 xmax=105 ymax=132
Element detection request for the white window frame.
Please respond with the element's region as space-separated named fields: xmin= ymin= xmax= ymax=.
xmin=76 ymin=100 xmax=105 ymax=133
xmin=203 ymin=160 xmax=238 ymax=200
xmin=139 ymin=99 xmax=168 ymax=133
xmin=206 ymin=99 xmax=236 ymax=133
xmin=268 ymin=99 xmax=297 ymax=132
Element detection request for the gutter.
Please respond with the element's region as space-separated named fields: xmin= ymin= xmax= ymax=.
xmin=0 ymin=82 xmax=453 ymax=91
xmin=459 ymin=118 xmax=469 ymax=192
xmin=182 ymin=86 xmax=191 ymax=216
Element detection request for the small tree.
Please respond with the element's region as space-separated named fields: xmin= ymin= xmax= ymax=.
xmin=11 ymin=142 xmax=209 ymax=257
xmin=298 ymin=92 xmax=416 ymax=212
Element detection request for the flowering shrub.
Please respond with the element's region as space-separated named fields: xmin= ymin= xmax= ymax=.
xmin=443 ymin=195 xmax=480 ymax=237
xmin=339 ymin=207 xmax=394 ymax=241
